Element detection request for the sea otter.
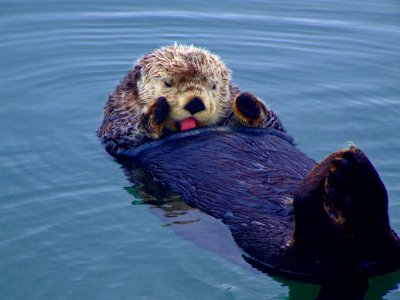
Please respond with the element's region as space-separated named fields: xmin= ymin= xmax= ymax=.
xmin=98 ymin=45 xmax=399 ymax=298
xmin=117 ymin=127 xmax=400 ymax=299
xmin=97 ymin=44 xmax=285 ymax=155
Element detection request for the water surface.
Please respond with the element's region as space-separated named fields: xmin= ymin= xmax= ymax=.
xmin=1 ymin=0 xmax=400 ymax=299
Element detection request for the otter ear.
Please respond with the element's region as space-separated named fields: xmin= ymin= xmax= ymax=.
xmin=133 ymin=64 xmax=142 ymax=82
xmin=120 ymin=65 xmax=142 ymax=91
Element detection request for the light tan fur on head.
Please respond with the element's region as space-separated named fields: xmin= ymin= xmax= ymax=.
xmin=137 ymin=44 xmax=232 ymax=128
xmin=98 ymin=44 xmax=285 ymax=154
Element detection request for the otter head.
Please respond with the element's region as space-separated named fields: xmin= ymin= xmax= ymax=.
xmin=134 ymin=44 xmax=232 ymax=131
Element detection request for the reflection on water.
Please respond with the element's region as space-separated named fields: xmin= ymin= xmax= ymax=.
xmin=125 ymin=185 xmax=200 ymax=225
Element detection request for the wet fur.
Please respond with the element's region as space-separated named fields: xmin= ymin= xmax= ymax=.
xmin=119 ymin=128 xmax=400 ymax=298
xmin=97 ymin=45 xmax=285 ymax=155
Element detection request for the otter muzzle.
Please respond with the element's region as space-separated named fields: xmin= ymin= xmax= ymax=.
xmin=184 ymin=97 xmax=206 ymax=115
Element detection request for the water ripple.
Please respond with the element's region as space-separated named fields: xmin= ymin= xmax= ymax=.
xmin=1 ymin=1 xmax=400 ymax=299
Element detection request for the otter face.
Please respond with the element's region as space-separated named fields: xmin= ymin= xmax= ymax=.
xmin=136 ymin=45 xmax=232 ymax=131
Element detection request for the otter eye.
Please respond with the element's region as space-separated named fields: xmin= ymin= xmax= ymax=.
xmin=212 ymin=84 xmax=217 ymax=90
xmin=164 ymin=81 xmax=172 ymax=88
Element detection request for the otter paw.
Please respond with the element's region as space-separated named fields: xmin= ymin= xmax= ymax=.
xmin=236 ymin=92 xmax=261 ymax=120
xmin=325 ymin=148 xmax=370 ymax=203
xmin=143 ymin=97 xmax=170 ymax=138
xmin=153 ymin=96 xmax=170 ymax=125
xmin=324 ymin=147 xmax=383 ymax=223
xmin=325 ymin=155 xmax=353 ymax=204
xmin=233 ymin=92 xmax=266 ymax=126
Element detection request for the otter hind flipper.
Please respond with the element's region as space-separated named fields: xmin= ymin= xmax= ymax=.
xmin=293 ymin=146 xmax=400 ymax=278
xmin=324 ymin=147 xmax=389 ymax=233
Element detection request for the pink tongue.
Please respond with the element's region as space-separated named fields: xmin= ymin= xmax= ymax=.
xmin=181 ymin=117 xmax=197 ymax=131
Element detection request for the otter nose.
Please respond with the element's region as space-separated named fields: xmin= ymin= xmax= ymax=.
xmin=184 ymin=97 xmax=206 ymax=115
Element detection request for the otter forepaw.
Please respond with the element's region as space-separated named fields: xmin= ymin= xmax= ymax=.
xmin=233 ymin=92 xmax=265 ymax=125
xmin=153 ymin=96 xmax=170 ymax=125
xmin=144 ymin=97 xmax=170 ymax=138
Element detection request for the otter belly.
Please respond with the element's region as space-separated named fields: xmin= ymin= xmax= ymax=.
xmin=118 ymin=128 xmax=316 ymax=275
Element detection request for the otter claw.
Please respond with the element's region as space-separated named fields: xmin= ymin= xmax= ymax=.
xmin=154 ymin=97 xmax=170 ymax=125
xmin=236 ymin=92 xmax=261 ymax=120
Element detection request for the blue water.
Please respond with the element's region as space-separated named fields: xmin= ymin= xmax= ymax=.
xmin=1 ymin=0 xmax=400 ymax=299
